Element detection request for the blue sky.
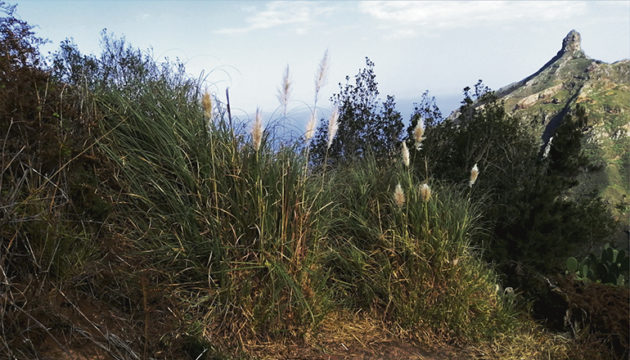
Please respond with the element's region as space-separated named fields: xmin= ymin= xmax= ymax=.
xmin=15 ymin=1 xmax=630 ymax=126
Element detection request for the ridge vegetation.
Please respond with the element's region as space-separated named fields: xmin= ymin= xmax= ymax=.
xmin=495 ymin=30 xmax=630 ymax=223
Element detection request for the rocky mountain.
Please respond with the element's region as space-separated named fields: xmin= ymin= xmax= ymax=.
xmin=495 ymin=30 xmax=630 ymax=217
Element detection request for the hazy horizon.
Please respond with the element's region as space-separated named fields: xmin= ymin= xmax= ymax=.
xmin=14 ymin=1 xmax=630 ymax=127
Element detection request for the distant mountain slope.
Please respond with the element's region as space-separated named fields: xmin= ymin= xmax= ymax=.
xmin=496 ymin=30 xmax=630 ymax=216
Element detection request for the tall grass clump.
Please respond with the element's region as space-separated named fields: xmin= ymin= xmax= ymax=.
xmin=322 ymin=155 xmax=519 ymax=342
xmin=95 ymin=53 xmax=331 ymax=345
xmin=0 ymin=8 xmax=118 ymax=358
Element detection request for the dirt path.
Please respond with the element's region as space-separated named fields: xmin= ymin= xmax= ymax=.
xmin=277 ymin=340 xmax=465 ymax=359
xmin=244 ymin=312 xmax=471 ymax=359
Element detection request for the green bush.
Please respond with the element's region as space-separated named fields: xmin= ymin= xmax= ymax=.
xmin=415 ymin=84 xmax=617 ymax=278
xmin=322 ymin=155 xmax=518 ymax=341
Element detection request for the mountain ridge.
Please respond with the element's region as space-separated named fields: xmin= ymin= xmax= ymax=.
xmin=492 ymin=30 xmax=629 ymax=218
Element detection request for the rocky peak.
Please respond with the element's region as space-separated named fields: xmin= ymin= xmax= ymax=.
xmin=561 ymin=29 xmax=582 ymax=55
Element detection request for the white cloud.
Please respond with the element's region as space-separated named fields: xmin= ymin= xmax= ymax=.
xmin=360 ymin=1 xmax=588 ymax=38
xmin=215 ymin=1 xmax=335 ymax=35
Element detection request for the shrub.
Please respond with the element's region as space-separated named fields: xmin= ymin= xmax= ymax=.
xmin=322 ymin=155 xmax=518 ymax=342
xmin=415 ymin=83 xmax=617 ymax=279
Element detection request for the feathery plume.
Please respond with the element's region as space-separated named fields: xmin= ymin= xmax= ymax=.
xmin=394 ymin=183 xmax=405 ymax=207
xmin=469 ymin=163 xmax=479 ymax=188
xmin=420 ymin=183 xmax=431 ymax=202
xmin=327 ymin=107 xmax=339 ymax=150
xmin=305 ymin=110 xmax=317 ymax=142
xmin=402 ymin=141 xmax=410 ymax=167
xmin=277 ymin=65 xmax=291 ymax=116
xmin=202 ymin=92 xmax=212 ymax=119
xmin=413 ymin=119 xmax=425 ymax=150
xmin=315 ymin=50 xmax=329 ymax=95
xmin=252 ymin=108 xmax=263 ymax=152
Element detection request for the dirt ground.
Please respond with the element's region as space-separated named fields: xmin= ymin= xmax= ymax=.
xmin=242 ymin=312 xmax=471 ymax=360
xmin=37 ymin=300 xmax=470 ymax=360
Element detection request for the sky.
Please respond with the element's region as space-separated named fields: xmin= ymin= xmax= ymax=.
xmin=14 ymin=1 xmax=630 ymax=129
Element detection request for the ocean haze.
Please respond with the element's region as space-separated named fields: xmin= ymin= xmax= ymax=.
xmin=256 ymin=93 xmax=462 ymax=142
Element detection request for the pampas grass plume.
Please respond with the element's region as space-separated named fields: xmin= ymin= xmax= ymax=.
xmin=278 ymin=65 xmax=292 ymax=116
xmin=305 ymin=110 xmax=317 ymax=142
xmin=394 ymin=183 xmax=405 ymax=207
xmin=413 ymin=119 xmax=425 ymax=150
xmin=202 ymin=92 xmax=212 ymax=119
xmin=327 ymin=107 xmax=339 ymax=149
xmin=402 ymin=141 xmax=410 ymax=167
xmin=315 ymin=50 xmax=329 ymax=95
xmin=252 ymin=108 xmax=263 ymax=152
xmin=420 ymin=183 xmax=431 ymax=202
xmin=469 ymin=163 xmax=479 ymax=187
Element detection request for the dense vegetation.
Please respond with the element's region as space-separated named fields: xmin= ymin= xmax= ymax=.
xmin=1 ymin=4 xmax=628 ymax=359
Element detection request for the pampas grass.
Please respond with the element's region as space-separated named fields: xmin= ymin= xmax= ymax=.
xmin=314 ymin=50 xmax=329 ymax=105
xmin=469 ymin=163 xmax=479 ymax=187
xmin=420 ymin=183 xmax=431 ymax=202
xmin=394 ymin=183 xmax=405 ymax=207
xmin=305 ymin=110 xmax=317 ymax=143
xmin=252 ymin=107 xmax=263 ymax=151
xmin=327 ymin=107 xmax=339 ymax=150
xmin=413 ymin=118 xmax=425 ymax=150
xmin=402 ymin=141 xmax=410 ymax=168
xmin=202 ymin=92 xmax=212 ymax=119
xmin=277 ymin=65 xmax=291 ymax=117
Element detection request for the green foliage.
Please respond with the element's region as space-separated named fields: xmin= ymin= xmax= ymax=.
xmin=416 ymin=82 xmax=617 ymax=283
xmin=53 ymin=34 xmax=520 ymax=347
xmin=0 ymin=1 xmax=104 ymax=280
xmin=321 ymin=155 xmax=518 ymax=341
xmin=546 ymin=105 xmax=589 ymax=188
xmin=0 ymin=6 xmax=111 ymax=358
xmin=566 ymin=244 xmax=629 ymax=286
xmin=310 ymin=57 xmax=404 ymax=166
xmin=4 ymin=8 xmax=618 ymax=359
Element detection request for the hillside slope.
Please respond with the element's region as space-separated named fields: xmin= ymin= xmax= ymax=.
xmin=496 ymin=30 xmax=630 ymax=216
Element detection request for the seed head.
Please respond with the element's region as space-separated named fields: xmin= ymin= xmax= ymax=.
xmin=277 ymin=65 xmax=292 ymax=116
xmin=202 ymin=92 xmax=212 ymax=119
xmin=327 ymin=107 xmax=339 ymax=150
xmin=413 ymin=119 xmax=425 ymax=150
xmin=420 ymin=183 xmax=431 ymax=202
xmin=469 ymin=163 xmax=479 ymax=188
xmin=315 ymin=50 xmax=329 ymax=95
xmin=394 ymin=183 xmax=405 ymax=207
xmin=402 ymin=141 xmax=410 ymax=167
xmin=305 ymin=110 xmax=317 ymax=142
xmin=252 ymin=108 xmax=263 ymax=152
